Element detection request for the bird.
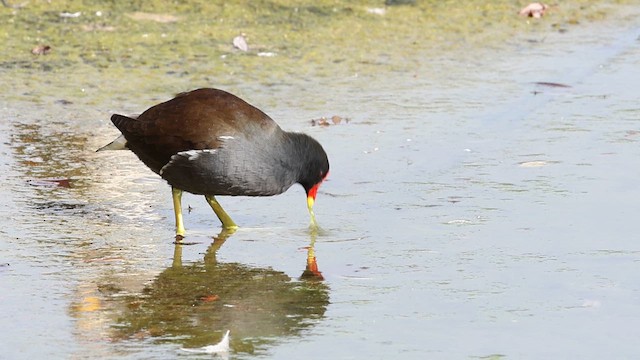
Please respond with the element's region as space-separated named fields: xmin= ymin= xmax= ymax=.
xmin=98 ymin=88 xmax=329 ymax=238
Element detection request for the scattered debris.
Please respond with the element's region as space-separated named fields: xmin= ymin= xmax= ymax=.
xmin=27 ymin=178 xmax=73 ymax=188
xmin=200 ymin=294 xmax=220 ymax=303
xmin=180 ymin=330 xmax=230 ymax=354
xmin=126 ymin=12 xmax=179 ymax=23
xmin=59 ymin=11 xmax=82 ymax=18
xmin=233 ymin=34 xmax=248 ymax=52
xmin=448 ymin=196 xmax=463 ymax=204
xmin=445 ymin=219 xmax=474 ymax=225
xmin=519 ymin=160 xmax=550 ymax=168
xmin=519 ymin=3 xmax=548 ymax=18
xmin=534 ymin=81 xmax=571 ymax=88
xmin=31 ymin=44 xmax=52 ymax=55
xmin=366 ymin=7 xmax=386 ymax=16
xmin=311 ymin=115 xmax=350 ymax=127
xmin=257 ymin=52 xmax=276 ymax=57
xmin=622 ymin=130 xmax=640 ymax=141
xmin=531 ymin=81 xmax=571 ymax=95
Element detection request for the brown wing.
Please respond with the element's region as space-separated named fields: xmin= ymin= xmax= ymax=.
xmin=111 ymin=88 xmax=280 ymax=173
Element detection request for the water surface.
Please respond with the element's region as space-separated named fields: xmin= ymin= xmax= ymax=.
xmin=1 ymin=2 xmax=640 ymax=359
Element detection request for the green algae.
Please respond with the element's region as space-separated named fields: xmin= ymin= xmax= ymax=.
xmin=0 ymin=0 xmax=634 ymax=102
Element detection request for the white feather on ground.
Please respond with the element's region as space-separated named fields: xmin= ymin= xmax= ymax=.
xmin=232 ymin=34 xmax=248 ymax=51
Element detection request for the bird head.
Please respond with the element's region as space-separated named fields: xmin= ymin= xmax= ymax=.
xmin=295 ymin=135 xmax=329 ymax=226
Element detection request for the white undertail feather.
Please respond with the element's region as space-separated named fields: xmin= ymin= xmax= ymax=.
xmin=96 ymin=134 xmax=128 ymax=152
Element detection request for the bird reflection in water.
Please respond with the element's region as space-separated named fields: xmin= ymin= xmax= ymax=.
xmin=111 ymin=229 xmax=329 ymax=355
xmin=300 ymin=228 xmax=324 ymax=281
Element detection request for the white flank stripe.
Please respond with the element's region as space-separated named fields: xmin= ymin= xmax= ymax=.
xmin=182 ymin=149 xmax=217 ymax=160
xmin=159 ymin=149 xmax=217 ymax=175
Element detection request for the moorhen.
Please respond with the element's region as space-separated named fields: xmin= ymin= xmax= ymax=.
xmin=98 ymin=88 xmax=329 ymax=238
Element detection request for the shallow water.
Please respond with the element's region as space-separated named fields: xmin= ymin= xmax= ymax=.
xmin=2 ymin=3 xmax=640 ymax=359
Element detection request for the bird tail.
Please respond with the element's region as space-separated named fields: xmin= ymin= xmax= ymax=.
xmin=96 ymin=134 xmax=128 ymax=152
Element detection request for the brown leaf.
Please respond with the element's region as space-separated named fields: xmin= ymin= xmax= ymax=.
xmin=311 ymin=115 xmax=350 ymax=127
xmin=200 ymin=294 xmax=220 ymax=303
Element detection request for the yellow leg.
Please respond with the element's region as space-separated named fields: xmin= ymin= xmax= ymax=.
xmin=172 ymin=187 xmax=186 ymax=238
xmin=205 ymin=195 xmax=238 ymax=230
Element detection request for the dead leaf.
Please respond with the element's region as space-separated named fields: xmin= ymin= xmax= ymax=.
xmin=311 ymin=117 xmax=330 ymax=127
xmin=200 ymin=294 xmax=220 ymax=303
xmin=519 ymin=3 xmax=548 ymax=18
xmin=311 ymin=115 xmax=350 ymax=127
xmin=31 ymin=44 xmax=51 ymax=55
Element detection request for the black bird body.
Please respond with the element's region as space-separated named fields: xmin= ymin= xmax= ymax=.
xmin=102 ymin=88 xmax=329 ymax=236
